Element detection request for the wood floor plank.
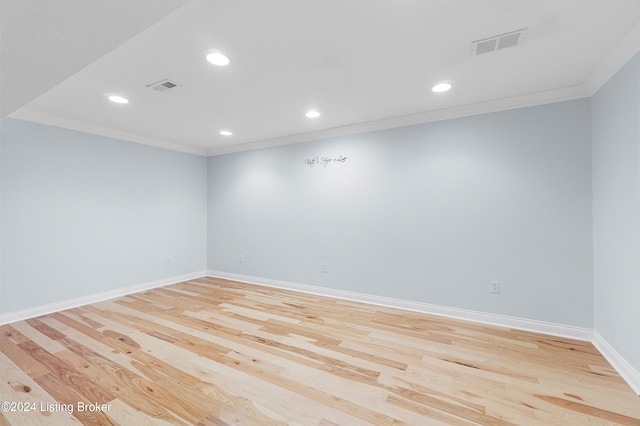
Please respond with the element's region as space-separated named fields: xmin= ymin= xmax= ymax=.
xmin=0 ymin=330 xmax=51 ymax=379
xmin=1 ymin=277 xmax=638 ymax=425
xmin=101 ymin=399 xmax=177 ymax=426
xmin=0 ymin=353 xmax=81 ymax=426
xmin=17 ymin=340 xmax=114 ymax=405
xmin=9 ymin=322 xmax=67 ymax=354
xmin=0 ymin=413 xmax=11 ymax=426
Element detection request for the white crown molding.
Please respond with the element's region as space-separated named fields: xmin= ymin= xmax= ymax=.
xmin=0 ymin=270 xmax=207 ymax=325
xmin=207 ymin=85 xmax=590 ymax=157
xmin=6 ymin=85 xmax=591 ymax=158
xmin=7 ymin=108 xmax=208 ymax=157
xmin=206 ymin=270 xmax=593 ymax=342
xmin=585 ymin=20 xmax=640 ymax=95
xmin=592 ymin=331 xmax=640 ymax=396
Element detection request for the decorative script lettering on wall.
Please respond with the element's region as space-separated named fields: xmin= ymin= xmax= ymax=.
xmin=304 ymin=155 xmax=348 ymax=168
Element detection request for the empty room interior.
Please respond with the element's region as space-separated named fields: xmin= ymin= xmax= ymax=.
xmin=1 ymin=1 xmax=640 ymax=425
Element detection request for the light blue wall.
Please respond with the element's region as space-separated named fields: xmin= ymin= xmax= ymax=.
xmin=0 ymin=118 xmax=207 ymax=313
xmin=2 ymin=60 xmax=636 ymax=374
xmin=208 ymin=99 xmax=594 ymax=327
xmin=0 ymin=99 xmax=597 ymax=330
xmin=592 ymin=52 xmax=640 ymax=373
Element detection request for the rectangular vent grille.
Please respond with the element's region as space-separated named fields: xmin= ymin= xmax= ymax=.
xmin=147 ymin=79 xmax=181 ymax=92
xmin=472 ymin=28 xmax=526 ymax=56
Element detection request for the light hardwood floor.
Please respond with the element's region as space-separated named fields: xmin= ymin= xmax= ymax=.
xmin=1 ymin=277 xmax=638 ymax=425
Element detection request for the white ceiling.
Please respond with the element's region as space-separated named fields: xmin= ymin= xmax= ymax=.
xmin=5 ymin=0 xmax=640 ymax=156
xmin=0 ymin=0 xmax=191 ymax=117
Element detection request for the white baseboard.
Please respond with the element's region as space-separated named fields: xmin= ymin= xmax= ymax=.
xmin=206 ymin=270 xmax=593 ymax=342
xmin=4 ymin=269 xmax=636 ymax=396
xmin=592 ymin=331 xmax=640 ymax=396
xmin=207 ymin=270 xmax=640 ymax=394
xmin=0 ymin=270 xmax=207 ymax=325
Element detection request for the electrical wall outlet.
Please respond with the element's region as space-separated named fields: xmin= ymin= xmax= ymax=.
xmin=165 ymin=257 xmax=171 ymax=266
xmin=239 ymin=254 xmax=244 ymax=263
xmin=322 ymin=263 xmax=328 ymax=273
xmin=490 ymin=281 xmax=500 ymax=294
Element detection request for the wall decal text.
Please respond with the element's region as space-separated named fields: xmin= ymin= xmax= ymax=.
xmin=304 ymin=155 xmax=347 ymax=168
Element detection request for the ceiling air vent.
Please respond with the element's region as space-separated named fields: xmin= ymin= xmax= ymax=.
xmin=472 ymin=28 xmax=527 ymax=56
xmin=147 ymin=79 xmax=181 ymax=92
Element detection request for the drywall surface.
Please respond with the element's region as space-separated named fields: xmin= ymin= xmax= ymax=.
xmin=208 ymin=99 xmax=594 ymax=327
xmin=0 ymin=118 xmax=207 ymax=313
xmin=592 ymin=52 xmax=640 ymax=372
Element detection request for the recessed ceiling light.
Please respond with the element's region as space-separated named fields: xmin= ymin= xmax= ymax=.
xmin=107 ymin=94 xmax=129 ymax=104
xmin=432 ymin=82 xmax=453 ymax=93
xmin=305 ymin=110 xmax=320 ymax=118
xmin=206 ymin=51 xmax=230 ymax=66
xmin=219 ymin=130 xmax=233 ymax=136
